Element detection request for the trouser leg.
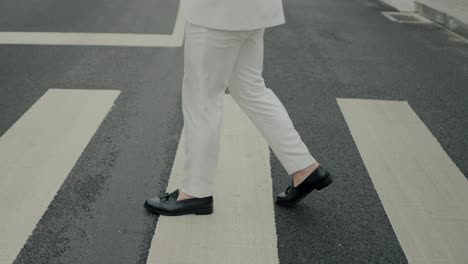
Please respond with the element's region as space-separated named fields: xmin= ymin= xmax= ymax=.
xmin=227 ymin=28 xmax=317 ymax=175
xmin=180 ymin=23 xmax=247 ymax=197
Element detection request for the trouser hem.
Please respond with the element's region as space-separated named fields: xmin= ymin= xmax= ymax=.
xmin=180 ymin=186 xmax=213 ymax=198
xmin=284 ymin=155 xmax=317 ymax=176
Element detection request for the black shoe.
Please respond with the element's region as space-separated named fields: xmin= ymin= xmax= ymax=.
xmin=144 ymin=189 xmax=213 ymax=216
xmin=275 ymin=165 xmax=333 ymax=207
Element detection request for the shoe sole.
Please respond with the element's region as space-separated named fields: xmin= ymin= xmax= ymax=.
xmin=144 ymin=202 xmax=213 ymax=216
xmin=275 ymin=173 xmax=333 ymax=207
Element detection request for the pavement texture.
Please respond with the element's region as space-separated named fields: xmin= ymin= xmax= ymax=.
xmin=0 ymin=0 xmax=467 ymax=263
xmin=267 ymin=0 xmax=467 ymax=263
xmin=0 ymin=0 xmax=178 ymax=34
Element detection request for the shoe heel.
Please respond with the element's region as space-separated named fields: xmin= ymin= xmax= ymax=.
xmin=315 ymin=174 xmax=333 ymax=190
xmin=195 ymin=207 xmax=213 ymax=215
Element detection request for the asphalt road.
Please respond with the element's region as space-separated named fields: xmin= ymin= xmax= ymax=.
xmin=1 ymin=0 xmax=467 ymax=263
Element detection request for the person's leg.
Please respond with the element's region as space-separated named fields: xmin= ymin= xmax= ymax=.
xmin=179 ymin=22 xmax=249 ymax=199
xmin=227 ymin=28 xmax=318 ymax=186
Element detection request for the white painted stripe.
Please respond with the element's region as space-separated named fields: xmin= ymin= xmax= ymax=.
xmin=146 ymin=95 xmax=279 ymax=264
xmin=381 ymin=12 xmax=432 ymax=24
xmin=379 ymin=0 xmax=415 ymax=12
xmin=0 ymin=7 xmax=185 ymax=47
xmin=0 ymin=89 xmax=120 ymax=264
xmin=337 ymin=98 xmax=468 ymax=264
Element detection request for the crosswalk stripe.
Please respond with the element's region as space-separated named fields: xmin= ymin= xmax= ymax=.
xmin=0 ymin=89 xmax=120 ymax=264
xmin=146 ymin=95 xmax=280 ymax=264
xmin=337 ymin=98 xmax=468 ymax=263
xmin=0 ymin=6 xmax=185 ymax=47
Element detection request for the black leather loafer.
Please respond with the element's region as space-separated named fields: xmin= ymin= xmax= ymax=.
xmin=144 ymin=189 xmax=213 ymax=216
xmin=275 ymin=165 xmax=333 ymax=207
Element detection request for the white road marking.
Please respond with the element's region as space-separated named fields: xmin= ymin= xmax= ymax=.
xmin=381 ymin=12 xmax=432 ymax=24
xmin=146 ymin=95 xmax=280 ymax=264
xmin=337 ymin=98 xmax=468 ymax=264
xmin=0 ymin=89 xmax=120 ymax=264
xmin=0 ymin=7 xmax=185 ymax=47
xmin=379 ymin=0 xmax=415 ymax=12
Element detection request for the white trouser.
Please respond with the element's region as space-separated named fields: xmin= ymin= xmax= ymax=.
xmin=181 ymin=22 xmax=316 ymax=198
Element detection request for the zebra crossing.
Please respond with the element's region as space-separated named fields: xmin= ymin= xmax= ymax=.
xmin=0 ymin=89 xmax=120 ymax=264
xmin=338 ymin=98 xmax=468 ymax=263
xmin=147 ymin=96 xmax=279 ymax=264
xmin=1 ymin=0 xmax=468 ymax=263
xmin=1 ymin=90 xmax=466 ymax=263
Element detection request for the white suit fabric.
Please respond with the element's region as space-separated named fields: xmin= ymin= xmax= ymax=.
xmin=180 ymin=22 xmax=316 ymax=198
xmin=179 ymin=0 xmax=285 ymax=30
